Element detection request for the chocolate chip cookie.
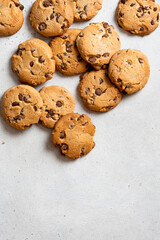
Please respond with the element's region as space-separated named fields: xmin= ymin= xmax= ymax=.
xmin=52 ymin=113 xmax=95 ymax=159
xmin=79 ymin=70 xmax=122 ymax=112
xmin=117 ymin=0 xmax=160 ymax=36
xmin=73 ymin=0 xmax=103 ymax=21
xmin=108 ymin=49 xmax=150 ymax=94
xmin=1 ymin=85 xmax=43 ymax=130
xmin=76 ymin=22 xmax=121 ymax=70
xmin=0 ymin=0 xmax=24 ymax=36
xmin=40 ymin=86 xmax=75 ymax=128
xmin=30 ymin=0 xmax=74 ymax=37
xmin=50 ymin=29 xmax=88 ymax=75
xmin=12 ymin=38 xmax=55 ymax=86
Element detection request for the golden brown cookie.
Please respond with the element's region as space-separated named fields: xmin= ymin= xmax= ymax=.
xmin=79 ymin=70 xmax=122 ymax=112
xmin=12 ymin=38 xmax=55 ymax=86
xmin=0 ymin=0 xmax=24 ymax=36
xmin=29 ymin=0 xmax=74 ymax=37
xmin=40 ymin=86 xmax=75 ymax=128
xmin=116 ymin=0 xmax=160 ymax=36
xmin=108 ymin=49 xmax=150 ymax=94
xmin=76 ymin=22 xmax=121 ymax=70
xmin=1 ymin=85 xmax=43 ymax=130
xmin=50 ymin=29 xmax=88 ymax=75
xmin=52 ymin=113 xmax=95 ymax=159
xmin=73 ymin=0 xmax=103 ymax=21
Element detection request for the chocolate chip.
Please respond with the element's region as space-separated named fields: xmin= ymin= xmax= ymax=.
xmin=45 ymin=73 xmax=50 ymax=78
xmin=12 ymin=102 xmax=19 ymax=107
xmin=50 ymin=13 xmax=54 ymax=20
xmin=69 ymin=124 xmax=74 ymax=129
xmin=66 ymin=47 xmax=72 ymax=53
xmin=107 ymin=28 xmax=112 ymax=34
xmin=99 ymin=78 xmax=104 ymax=84
xmin=62 ymin=35 xmax=68 ymax=39
xmin=20 ymin=108 xmax=24 ymax=114
xmin=30 ymin=61 xmax=34 ymax=67
xmin=18 ymin=93 xmax=23 ymax=101
xmin=140 ymin=26 xmax=144 ymax=31
xmin=77 ymin=115 xmax=84 ymax=121
xmin=102 ymin=53 xmax=109 ymax=58
xmin=88 ymin=56 xmax=96 ymax=63
xmin=95 ymin=88 xmax=102 ymax=96
xmin=57 ymin=54 xmax=62 ymax=60
xmin=103 ymin=22 xmax=109 ymax=28
xmin=61 ymin=143 xmax=68 ymax=151
xmin=23 ymin=96 xmax=29 ymax=103
xmin=117 ymin=78 xmax=122 ymax=83
xmin=43 ymin=0 xmax=52 ymax=7
xmin=34 ymin=106 xmax=37 ymax=111
xmin=101 ymin=64 xmax=107 ymax=69
xmin=60 ymin=131 xmax=66 ymax=139
xmin=151 ymin=20 xmax=155 ymax=25
xmin=105 ymin=106 xmax=113 ymax=110
xmin=126 ymin=60 xmax=132 ymax=65
xmin=82 ymin=122 xmax=88 ymax=126
xmin=39 ymin=56 xmax=45 ymax=63
xmin=46 ymin=109 xmax=55 ymax=118
xmin=79 ymin=32 xmax=84 ymax=37
xmin=23 ymin=95 xmax=31 ymax=103
xmin=77 ymin=55 xmax=83 ymax=62
xmin=153 ymin=7 xmax=157 ymax=11
xmin=121 ymin=0 xmax=126 ymax=3
xmin=60 ymin=63 xmax=67 ymax=70
xmin=56 ymin=101 xmax=62 ymax=107
xmin=61 ymin=24 xmax=66 ymax=29
xmin=80 ymin=147 xmax=85 ymax=156
xmin=125 ymin=84 xmax=131 ymax=89
xmin=14 ymin=69 xmax=19 ymax=74
xmin=138 ymin=58 xmax=143 ymax=63
xmin=119 ymin=12 xmax=124 ymax=17
xmin=55 ymin=13 xmax=61 ymax=22
xmin=39 ymin=22 xmax=47 ymax=31
xmin=113 ymin=97 xmax=118 ymax=103
xmin=137 ymin=7 xmax=142 ymax=12
xmin=16 ymin=48 xmax=25 ymax=56
xmin=85 ymin=88 xmax=90 ymax=95
xmin=84 ymin=5 xmax=88 ymax=11
xmin=13 ymin=115 xmax=23 ymax=122
xmin=20 ymin=5 xmax=24 ymax=10
xmin=102 ymin=34 xmax=109 ymax=38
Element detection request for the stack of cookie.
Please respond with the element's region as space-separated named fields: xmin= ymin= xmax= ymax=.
xmin=0 ymin=0 xmax=159 ymax=160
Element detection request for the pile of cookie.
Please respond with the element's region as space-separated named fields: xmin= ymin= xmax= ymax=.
xmin=0 ymin=0 xmax=159 ymax=159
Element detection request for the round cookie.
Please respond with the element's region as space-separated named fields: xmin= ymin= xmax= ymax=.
xmin=52 ymin=113 xmax=95 ymax=159
xmin=73 ymin=0 xmax=103 ymax=22
xmin=108 ymin=49 xmax=150 ymax=94
xmin=79 ymin=70 xmax=122 ymax=112
xmin=30 ymin=0 xmax=74 ymax=37
xmin=1 ymin=85 xmax=43 ymax=130
xmin=40 ymin=86 xmax=75 ymax=128
xmin=116 ymin=0 xmax=160 ymax=36
xmin=50 ymin=29 xmax=88 ymax=76
xmin=76 ymin=22 xmax=121 ymax=70
xmin=12 ymin=38 xmax=55 ymax=86
xmin=0 ymin=0 xmax=24 ymax=36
